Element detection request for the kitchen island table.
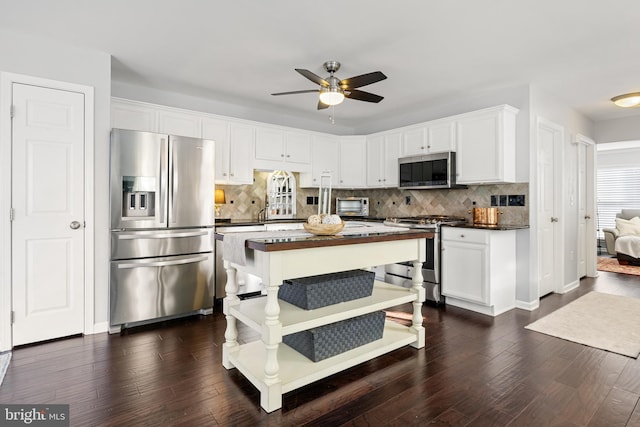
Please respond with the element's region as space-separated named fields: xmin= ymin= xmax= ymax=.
xmin=215 ymin=227 xmax=431 ymax=412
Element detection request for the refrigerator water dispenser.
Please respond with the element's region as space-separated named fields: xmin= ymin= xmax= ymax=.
xmin=122 ymin=176 xmax=156 ymax=218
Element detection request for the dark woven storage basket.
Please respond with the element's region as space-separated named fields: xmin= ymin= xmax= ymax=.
xmin=278 ymin=269 xmax=375 ymax=310
xmin=283 ymin=311 xmax=385 ymax=362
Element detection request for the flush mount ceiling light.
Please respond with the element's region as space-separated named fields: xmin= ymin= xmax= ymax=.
xmin=611 ymin=92 xmax=640 ymax=108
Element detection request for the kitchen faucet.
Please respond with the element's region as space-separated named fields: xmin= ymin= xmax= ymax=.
xmin=257 ymin=206 xmax=267 ymax=222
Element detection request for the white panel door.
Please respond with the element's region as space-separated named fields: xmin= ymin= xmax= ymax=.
xmin=537 ymin=118 xmax=562 ymax=297
xmin=11 ymin=83 xmax=85 ymax=346
xmin=577 ymin=143 xmax=587 ymax=278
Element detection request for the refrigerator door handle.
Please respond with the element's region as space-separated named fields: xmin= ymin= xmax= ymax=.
xmin=169 ymin=141 xmax=176 ymax=224
xmin=158 ymin=137 xmax=167 ymax=225
xmin=116 ymin=254 xmax=210 ymax=269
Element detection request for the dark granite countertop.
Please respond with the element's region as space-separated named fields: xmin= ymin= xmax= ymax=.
xmin=214 ymin=216 xmax=385 ymax=227
xmin=215 ymin=227 xmax=433 ymax=252
xmin=214 ymin=218 xmax=305 ymax=226
xmin=444 ymin=223 xmax=529 ymax=231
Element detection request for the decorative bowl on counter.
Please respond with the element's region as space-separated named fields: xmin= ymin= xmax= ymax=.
xmin=303 ymin=221 xmax=345 ymax=236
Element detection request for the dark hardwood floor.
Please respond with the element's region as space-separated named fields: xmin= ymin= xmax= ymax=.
xmin=2 ymin=271 xmax=640 ymax=426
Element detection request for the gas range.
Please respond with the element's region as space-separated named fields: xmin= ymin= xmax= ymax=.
xmin=383 ymin=215 xmax=466 ymax=230
xmin=383 ymin=214 xmax=466 ymax=304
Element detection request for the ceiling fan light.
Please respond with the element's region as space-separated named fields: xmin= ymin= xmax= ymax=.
xmin=319 ymin=88 xmax=344 ymax=106
xmin=611 ymin=92 xmax=640 ymax=108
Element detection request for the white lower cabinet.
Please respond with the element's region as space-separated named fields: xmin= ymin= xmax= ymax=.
xmin=441 ymin=227 xmax=516 ymax=316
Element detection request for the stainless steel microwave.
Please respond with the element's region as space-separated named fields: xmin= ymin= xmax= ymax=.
xmin=398 ymin=152 xmax=465 ymax=189
xmin=336 ymin=197 xmax=369 ymax=217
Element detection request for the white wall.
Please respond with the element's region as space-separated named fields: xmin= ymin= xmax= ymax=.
xmin=529 ymin=86 xmax=594 ymax=300
xmin=0 ymin=29 xmax=112 ymax=329
xmin=594 ymin=115 xmax=640 ymax=144
xmin=597 ymin=144 xmax=640 ymax=168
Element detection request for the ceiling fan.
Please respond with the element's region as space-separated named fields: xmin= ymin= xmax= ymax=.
xmin=271 ymin=61 xmax=387 ymax=110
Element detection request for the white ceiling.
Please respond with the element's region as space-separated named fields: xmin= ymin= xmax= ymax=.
xmin=2 ymin=0 xmax=640 ymax=130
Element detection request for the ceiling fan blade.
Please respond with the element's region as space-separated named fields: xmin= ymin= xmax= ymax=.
xmin=271 ymin=89 xmax=319 ymax=96
xmin=296 ymin=69 xmax=330 ymax=87
xmin=344 ymin=89 xmax=384 ymax=103
xmin=340 ymin=71 xmax=387 ymax=89
xmin=317 ymin=100 xmax=329 ymax=110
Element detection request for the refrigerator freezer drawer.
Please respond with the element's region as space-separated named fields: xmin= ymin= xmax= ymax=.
xmin=111 ymin=228 xmax=213 ymax=260
xmin=110 ymin=252 xmax=214 ymax=326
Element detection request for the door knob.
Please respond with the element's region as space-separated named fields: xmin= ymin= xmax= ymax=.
xmin=550 ymin=217 xmax=559 ymax=223
xmin=70 ymin=221 xmax=82 ymax=230
xmin=585 ymin=215 xmax=591 ymax=220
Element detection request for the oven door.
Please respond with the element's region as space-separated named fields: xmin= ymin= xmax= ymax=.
xmin=385 ymin=235 xmax=437 ymax=283
xmin=384 ymin=273 xmax=441 ymax=302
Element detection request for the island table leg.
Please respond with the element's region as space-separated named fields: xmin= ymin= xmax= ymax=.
xmin=222 ymin=261 xmax=240 ymax=369
xmin=410 ymin=260 xmax=426 ymax=348
xmin=261 ymin=282 xmax=283 ymax=412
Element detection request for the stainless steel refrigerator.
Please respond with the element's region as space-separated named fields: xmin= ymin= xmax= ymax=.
xmin=109 ymin=129 xmax=215 ymax=330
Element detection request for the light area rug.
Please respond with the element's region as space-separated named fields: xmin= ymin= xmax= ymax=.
xmin=525 ymin=292 xmax=640 ymax=358
xmin=0 ymin=352 xmax=11 ymax=387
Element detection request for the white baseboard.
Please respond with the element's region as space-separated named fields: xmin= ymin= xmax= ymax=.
xmin=515 ymin=299 xmax=539 ymax=311
xmin=559 ymin=280 xmax=579 ymax=294
xmin=91 ymin=321 xmax=109 ymax=334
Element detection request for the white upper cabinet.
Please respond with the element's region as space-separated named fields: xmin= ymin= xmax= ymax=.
xmin=112 ymin=98 xmax=519 ymax=189
xmin=203 ymin=118 xmax=254 ymax=185
xmin=401 ymin=120 xmax=456 ymax=157
xmin=112 ymin=98 xmax=203 ymax=138
xmin=226 ymin=123 xmax=255 ymax=185
xmin=402 ymin=127 xmax=426 ymax=156
xmin=254 ymin=127 xmax=283 ymax=162
xmin=427 ymin=119 xmax=456 ymax=153
xmin=455 ymin=105 xmax=518 ymax=184
xmin=284 ymin=131 xmax=312 ymax=165
xmin=203 ymin=118 xmax=231 ymax=184
xmin=254 ymin=127 xmax=311 ymax=172
xmin=300 ymin=135 xmax=339 ymax=187
xmin=338 ymin=136 xmax=367 ymax=188
xmin=111 ymin=98 xmax=157 ymax=132
xmin=367 ymin=132 xmax=401 ymax=187
xmin=157 ymin=109 xmax=202 ymax=138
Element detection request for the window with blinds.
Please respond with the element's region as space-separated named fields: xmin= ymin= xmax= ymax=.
xmin=596 ymin=167 xmax=640 ymax=237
